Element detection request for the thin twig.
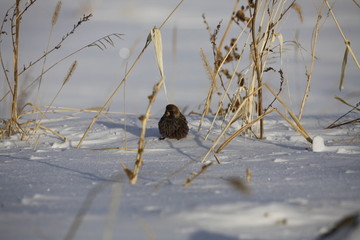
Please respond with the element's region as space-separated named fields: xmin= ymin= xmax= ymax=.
xmin=183 ymin=162 xmax=213 ymax=187
xmin=324 ymin=0 xmax=360 ymax=70
xmin=298 ymin=2 xmax=324 ymax=120
xmin=19 ymin=13 xmax=92 ymax=76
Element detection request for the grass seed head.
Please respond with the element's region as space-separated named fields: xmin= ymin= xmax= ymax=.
xmin=52 ymin=1 xmax=62 ymax=26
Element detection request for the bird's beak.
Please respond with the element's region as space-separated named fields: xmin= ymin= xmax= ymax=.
xmin=165 ymin=111 xmax=170 ymax=116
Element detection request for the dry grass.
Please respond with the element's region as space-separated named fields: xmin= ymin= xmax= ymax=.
xmin=121 ymin=28 xmax=166 ymax=184
xmin=0 ymin=0 xmax=122 ymax=142
xmin=191 ymin=0 xmax=359 ymax=178
xmin=0 ymin=1 xmax=356 ymax=238
xmin=0 ymin=0 xmax=357 ymax=192
xmin=298 ymin=1 xmax=324 ymax=119
xmin=195 ymin=0 xmax=326 ymax=164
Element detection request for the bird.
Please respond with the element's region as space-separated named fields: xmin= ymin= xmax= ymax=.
xmin=158 ymin=104 xmax=189 ymax=140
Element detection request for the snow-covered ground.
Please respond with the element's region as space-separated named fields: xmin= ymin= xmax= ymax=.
xmin=1 ymin=0 xmax=360 ymax=240
xmin=1 ymin=114 xmax=360 ymax=240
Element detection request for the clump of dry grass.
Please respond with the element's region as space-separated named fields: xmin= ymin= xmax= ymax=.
xmin=196 ymin=0 xmax=313 ymax=163
xmin=195 ymin=0 xmax=359 ymax=166
xmin=0 ymin=0 xmax=122 ymax=142
xmin=326 ymin=99 xmax=360 ymax=129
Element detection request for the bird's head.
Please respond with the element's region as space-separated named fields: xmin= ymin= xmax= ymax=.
xmin=164 ymin=104 xmax=180 ymax=118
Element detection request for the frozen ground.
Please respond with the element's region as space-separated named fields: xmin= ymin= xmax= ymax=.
xmin=0 ymin=114 xmax=359 ymax=240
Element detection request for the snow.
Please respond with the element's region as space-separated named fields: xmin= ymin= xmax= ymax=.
xmin=1 ymin=0 xmax=360 ymax=240
xmin=313 ymin=135 xmax=360 ymax=154
xmin=1 ymin=114 xmax=360 ymax=240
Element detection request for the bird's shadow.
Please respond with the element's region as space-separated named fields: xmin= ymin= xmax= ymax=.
xmin=97 ymin=120 xmax=160 ymax=138
xmin=188 ymin=230 xmax=241 ymax=240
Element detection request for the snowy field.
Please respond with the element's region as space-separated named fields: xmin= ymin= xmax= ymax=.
xmin=1 ymin=0 xmax=360 ymax=240
xmin=1 ymin=114 xmax=360 ymax=240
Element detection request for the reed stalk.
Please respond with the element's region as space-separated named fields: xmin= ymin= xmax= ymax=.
xmin=9 ymin=0 xmax=21 ymax=136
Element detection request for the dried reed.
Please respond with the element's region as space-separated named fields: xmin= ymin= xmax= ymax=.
xmin=197 ymin=0 xmax=316 ymax=159
xmin=183 ymin=162 xmax=213 ymax=187
xmin=121 ymin=28 xmax=165 ymax=184
xmin=9 ymin=0 xmax=21 ymax=136
xmin=325 ymin=0 xmax=360 ymax=70
xmin=38 ymin=1 xmax=62 ymax=91
xmin=298 ymin=1 xmax=324 ymax=119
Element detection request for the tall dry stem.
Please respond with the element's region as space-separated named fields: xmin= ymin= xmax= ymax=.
xmin=298 ymin=2 xmax=324 ymax=120
xmin=324 ymin=0 xmax=360 ymax=70
xmin=9 ymin=0 xmax=21 ymax=136
xmin=249 ymin=0 xmax=264 ymax=139
xmin=121 ymin=28 xmax=165 ymax=184
xmin=38 ymin=1 xmax=62 ymax=91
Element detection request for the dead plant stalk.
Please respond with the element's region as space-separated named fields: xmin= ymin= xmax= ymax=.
xmin=121 ymin=28 xmax=165 ymax=184
xmin=250 ymin=0 xmax=264 ymax=139
xmin=325 ymin=0 xmax=360 ymax=70
xmin=9 ymin=0 xmax=21 ymax=136
xmin=298 ymin=2 xmax=324 ymax=120
xmin=183 ymin=162 xmax=213 ymax=187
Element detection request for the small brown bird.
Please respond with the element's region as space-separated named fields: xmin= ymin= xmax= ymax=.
xmin=158 ymin=104 xmax=189 ymax=140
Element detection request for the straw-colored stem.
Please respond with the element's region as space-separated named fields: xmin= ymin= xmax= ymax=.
xmin=204 ymin=46 xmax=245 ymax=141
xmin=130 ymin=77 xmax=165 ymax=184
xmin=274 ymin=108 xmax=311 ymax=143
xmin=9 ymin=0 xmax=21 ymax=136
xmin=38 ymin=1 xmax=62 ymax=91
xmin=217 ymin=0 xmax=239 ymax=52
xmin=76 ymin=41 xmax=150 ymax=148
xmin=298 ymin=2 xmax=324 ymax=120
xmin=216 ymin=108 xmax=275 ymax=153
xmin=201 ymin=84 xmax=264 ymax=163
xmin=250 ymin=0 xmax=264 ymax=139
xmin=264 ymin=84 xmax=312 ymax=143
xmin=199 ymin=20 xmax=249 ymax=132
xmin=183 ymin=162 xmax=213 ymax=187
xmin=122 ymin=28 xmax=165 ymax=185
xmin=0 ymin=6 xmax=14 ymax=97
xmin=324 ymin=0 xmax=360 ymax=70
